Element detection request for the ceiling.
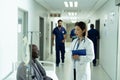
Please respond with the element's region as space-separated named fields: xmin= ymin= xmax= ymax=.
xmin=35 ymin=0 xmax=108 ymax=23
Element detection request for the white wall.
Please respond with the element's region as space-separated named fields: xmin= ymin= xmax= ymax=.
xmin=117 ymin=7 xmax=120 ymax=80
xmin=92 ymin=0 xmax=118 ymax=80
xmin=17 ymin=0 xmax=50 ymax=60
xmin=0 ymin=0 xmax=50 ymax=79
xmin=0 ymin=0 xmax=17 ymax=79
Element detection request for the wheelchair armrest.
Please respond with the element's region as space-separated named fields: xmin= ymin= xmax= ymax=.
xmin=38 ymin=61 xmax=56 ymax=72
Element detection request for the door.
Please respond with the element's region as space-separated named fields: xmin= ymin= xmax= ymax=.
xmin=51 ymin=21 xmax=53 ymax=54
xmin=39 ymin=17 xmax=44 ymax=60
xmin=95 ymin=19 xmax=100 ymax=60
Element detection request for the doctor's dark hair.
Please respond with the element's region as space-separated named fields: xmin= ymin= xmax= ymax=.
xmin=75 ymin=21 xmax=87 ymax=37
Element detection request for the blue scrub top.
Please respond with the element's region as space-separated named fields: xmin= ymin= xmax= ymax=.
xmin=52 ymin=27 xmax=67 ymax=45
xmin=88 ymin=29 xmax=100 ymax=45
xmin=70 ymin=29 xmax=77 ymax=40
xmin=70 ymin=29 xmax=75 ymax=37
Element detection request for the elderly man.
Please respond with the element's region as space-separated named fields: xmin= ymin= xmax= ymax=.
xmin=17 ymin=44 xmax=52 ymax=80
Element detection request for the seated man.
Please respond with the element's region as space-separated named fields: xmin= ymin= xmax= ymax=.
xmin=17 ymin=44 xmax=52 ymax=80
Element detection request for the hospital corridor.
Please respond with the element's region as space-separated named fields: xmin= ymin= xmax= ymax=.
xmin=1 ymin=0 xmax=120 ymax=80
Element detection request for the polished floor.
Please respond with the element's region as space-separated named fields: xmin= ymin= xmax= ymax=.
xmin=47 ymin=42 xmax=111 ymax=80
xmin=5 ymin=42 xmax=111 ymax=80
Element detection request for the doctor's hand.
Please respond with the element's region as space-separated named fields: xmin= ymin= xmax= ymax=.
xmin=72 ymin=55 xmax=79 ymax=60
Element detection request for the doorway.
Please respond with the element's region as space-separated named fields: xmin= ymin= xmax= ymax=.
xmin=95 ymin=19 xmax=100 ymax=62
xmin=39 ymin=17 xmax=44 ymax=60
xmin=66 ymin=23 xmax=75 ymax=42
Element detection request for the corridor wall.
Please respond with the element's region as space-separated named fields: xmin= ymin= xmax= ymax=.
xmin=92 ymin=0 xmax=118 ymax=80
xmin=17 ymin=0 xmax=51 ymax=60
xmin=0 ymin=0 xmax=18 ymax=79
xmin=0 ymin=0 xmax=51 ymax=79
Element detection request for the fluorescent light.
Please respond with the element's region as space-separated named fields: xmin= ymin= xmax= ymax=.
xmin=74 ymin=12 xmax=77 ymax=16
xmin=64 ymin=1 xmax=78 ymax=7
xmin=71 ymin=12 xmax=74 ymax=16
xmin=64 ymin=1 xmax=69 ymax=7
xmin=74 ymin=1 xmax=78 ymax=7
xmin=68 ymin=12 xmax=77 ymax=16
xmin=68 ymin=12 xmax=71 ymax=16
xmin=69 ymin=1 xmax=73 ymax=7
xmin=71 ymin=20 xmax=77 ymax=23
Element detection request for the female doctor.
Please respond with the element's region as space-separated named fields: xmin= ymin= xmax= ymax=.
xmin=71 ymin=21 xmax=94 ymax=80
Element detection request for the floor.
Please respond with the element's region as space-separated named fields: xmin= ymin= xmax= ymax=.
xmin=5 ymin=42 xmax=111 ymax=80
xmin=47 ymin=42 xmax=111 ymax=80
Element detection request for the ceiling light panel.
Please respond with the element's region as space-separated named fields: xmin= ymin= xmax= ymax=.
xmin=71 ymin=12 xmax=74 ymax=16
xmin=64 ymin=1 xmax=78 ymax=7
xmin=64 ymin=1 xmax=69 ymax=7
xmin=69 ymin=1 xmax=73 ymax=7
xmin=68 ymin=12 xmax=77 ymax=16
xmin=68 ymin=12 xmax=71 ymax=16
xmin=74 ymin=1 xmax=78 ymax=7
xmin=74 ymin=12 xmax=77 ymax=16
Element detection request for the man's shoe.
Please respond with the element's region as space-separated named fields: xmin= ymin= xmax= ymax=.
xmin=93 ymin=64 xmax=96 ymax=66
xmin=56 ymin=64 xmax=59 ymax=67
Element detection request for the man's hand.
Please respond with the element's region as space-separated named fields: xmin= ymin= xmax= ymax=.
xmin=72 ymin=55 xmax=79 ymax=60
xmin=62 ymin=39 xmax=65 ymax=43
xmin=62 ymin=34 xmax=67 ymax=43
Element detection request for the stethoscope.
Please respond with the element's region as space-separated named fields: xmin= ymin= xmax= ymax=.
xmin=73 ymin=37 xmax=85 ymax=50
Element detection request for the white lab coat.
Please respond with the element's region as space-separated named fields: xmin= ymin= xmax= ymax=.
xmin=71 ymin=37 xmax=94 ymax=80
